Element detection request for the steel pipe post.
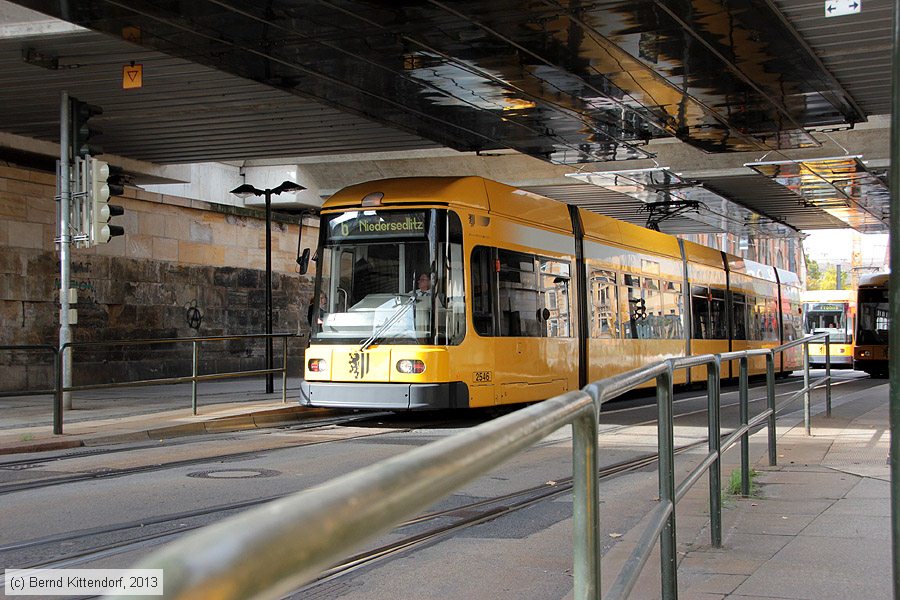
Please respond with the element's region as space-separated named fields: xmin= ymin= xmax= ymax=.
xmin=803 ymin=342 xmax=811 ymax=435
xmin=282 ymin=337 xmax=288 ymax=403
xmin=889 ymin=1 xmax=900 ymax=594
xmin=53 ymin=347 xmax=63 ymax=435
xmin=573 ymin=411 xmax=601 ymax=599
xmin=656 ymin=367 xmax=677 ymax=599
xmin=265 ymin=193 xmax=274 ymax=394
xmin=766 ymin=352 xmax=777 ymax=467
xmin=58 ymin=91 xmax=73 ymax=411
xmin=706 ymin=356 xmax=722 ymax=548
xmin=191 ymin=340 xmax=199 ymax=415
xmin=825 ymin=335 xmax=832 ymax=417
xmin=739 ymin=357 xmax=750 ymax=497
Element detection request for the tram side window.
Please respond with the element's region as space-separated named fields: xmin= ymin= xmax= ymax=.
xmin=750 ymin=298 xmax=767 ymax=341
xmin=642 ymin=278 xmax=663 ymax=338
xmin=765 ymin=297 xmax=779 ymax=341
xmin=470 ymin=246 xmax=494 ymax=336
xmin=732 ymin=293 xmax=748 ymax=341
xmin=691 ymin=285 xmax=710 ymax=339
xmin=621 ymin=274 xmax=656 ymax=339
xmin=589 ymin=269 xmax=617 ymax=339
xmin=709 ymin=288 xmax=727 ymax=339
xmin=857 ymin=288 xmax=890 ymax=344
xmin=540 ymin=259 xmax=571 ymax=337
xmin=745 ymin=296 xmax=758 ymax=340
xmin=661 ymin=281 xmax=683 ymax=340
xmin=498 ymin=249 xmax=541 ymax=337
xmin=782 ymin=302 xmax=800 ymax=342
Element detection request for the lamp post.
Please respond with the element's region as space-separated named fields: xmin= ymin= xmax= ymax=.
xmin=230 ymin=180 xmax=305 ymax=393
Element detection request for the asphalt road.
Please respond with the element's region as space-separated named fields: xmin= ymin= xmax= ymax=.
xmin=0 ymin=370 xmax=874 ymax=600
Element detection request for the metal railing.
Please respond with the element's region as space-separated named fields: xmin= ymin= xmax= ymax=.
xmin=114 ymin=333 xmax=833 ymax=600
xmin=597 ymin=333 xmax=832 ymax=600
xmin=1 ymin=333 xmax=297 ymax=435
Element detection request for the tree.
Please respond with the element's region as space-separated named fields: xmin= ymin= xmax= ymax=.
xmin=805 ymin=257 xmax=850 ymax=290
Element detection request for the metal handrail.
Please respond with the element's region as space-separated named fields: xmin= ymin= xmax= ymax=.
xmin=112 ymin=334 xmax=834 ymax=600
xmin=60 ymin=332 xmax=297 ymax=413
xmin=1 ymin=333 xmax=297 ymax=435
xmin=602 ymin=333 xmax=833 ymax=600
xmin=109 ymin=391 xmax=602 ymax=600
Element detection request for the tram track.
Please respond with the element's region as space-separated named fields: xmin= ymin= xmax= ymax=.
xmin=0 ymin=412 xmax=389 ymax=470
xmin=1 ymin=439 xmax=703 ymax=592
xmin=0 ymin=413 xmax=438 ymax=496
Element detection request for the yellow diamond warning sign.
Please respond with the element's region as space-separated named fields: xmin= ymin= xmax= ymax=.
xmin=123 ymin=64 xmax=143 ymax=89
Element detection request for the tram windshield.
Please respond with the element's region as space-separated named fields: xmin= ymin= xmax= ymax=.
xmin=857 ymin=288 xmax=890 ymax=345
xmin=803 ymin=302 xmax=850 ymax=343
xmin=310 ymin=209 xmax=466 ymax=346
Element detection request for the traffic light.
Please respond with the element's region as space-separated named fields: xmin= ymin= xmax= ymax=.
xmin=70 ymin=98 xmax=102 ymax=158
xmin=88 ymin=157 xmax=125 ymax=245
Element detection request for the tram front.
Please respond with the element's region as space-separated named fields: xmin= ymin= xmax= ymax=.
xmin=301 ymin=207 xmax=468 ymax=409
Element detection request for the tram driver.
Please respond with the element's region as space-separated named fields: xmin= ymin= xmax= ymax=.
xmin=414 ymin=273 xmax=431 ymax=296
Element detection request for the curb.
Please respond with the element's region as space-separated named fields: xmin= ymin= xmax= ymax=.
xmin=0 ymin=439 xmax=85 ymax=455
xmin=0 ymin=406 xmax=330 ymax=455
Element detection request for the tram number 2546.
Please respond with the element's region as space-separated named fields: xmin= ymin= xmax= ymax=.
xmin=473 ymin=371 xmax=493 ymax=383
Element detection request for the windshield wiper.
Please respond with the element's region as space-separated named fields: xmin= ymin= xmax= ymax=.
xmin=359 ymin=294 xmax=418 ymax=352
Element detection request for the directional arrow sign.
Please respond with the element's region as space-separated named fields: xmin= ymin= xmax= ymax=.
xmin=826 ymin=0 xmax=861 ymax=17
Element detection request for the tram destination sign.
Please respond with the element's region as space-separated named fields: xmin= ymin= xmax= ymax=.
xmin=329 ymin=211 xmax=427 ymax=241
xmin=809 ymin=303 xmax=845 ymax=312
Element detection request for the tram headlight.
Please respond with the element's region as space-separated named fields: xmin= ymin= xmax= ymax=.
xmin=861 ymin=351 xmax=872 ymax=358
xmin=396 ymin=359 xmax=425 ymax=374
xmin=308 ymin=358 xmax=327 ymax=372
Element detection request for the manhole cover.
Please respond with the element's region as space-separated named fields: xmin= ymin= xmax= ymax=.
xmin=187 ymin=468 xmax=281 ymax=479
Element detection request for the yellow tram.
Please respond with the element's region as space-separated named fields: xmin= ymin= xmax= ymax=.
xmin=801 ymin=290 xmax=856 ymax=368
xmin=300 ymin=177 xmax=802 ymax=409
xmin=854 ymin=273 xmax=890 ymax=377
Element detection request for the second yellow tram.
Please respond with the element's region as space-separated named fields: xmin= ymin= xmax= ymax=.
xmin=801 ymin=290 xmax=856 ymax=369
xmin=301 ymin=177 xmax=802 ymax=409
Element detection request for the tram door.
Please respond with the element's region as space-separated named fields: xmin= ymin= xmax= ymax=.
xmin=472 ymin=247 xmax=575 ymax=405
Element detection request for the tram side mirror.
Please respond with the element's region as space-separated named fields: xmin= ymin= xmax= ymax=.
xmin=297 ymin=248 xmax=311 ymax=275
xmin=538 ymin=307 xmax=551 ymax=321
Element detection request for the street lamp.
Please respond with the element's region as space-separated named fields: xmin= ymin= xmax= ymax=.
xmin=230 ymin=180 xmax=306 ymax=393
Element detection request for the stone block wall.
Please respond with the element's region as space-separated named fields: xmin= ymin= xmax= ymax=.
xmin=0 ymin=163 xmax=318 ymax=392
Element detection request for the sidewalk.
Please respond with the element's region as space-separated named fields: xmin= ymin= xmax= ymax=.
xmin=672 ymin=384 xmax=891 ymax=599
xmin=0 ymin=376 xmax=323 ymax=454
